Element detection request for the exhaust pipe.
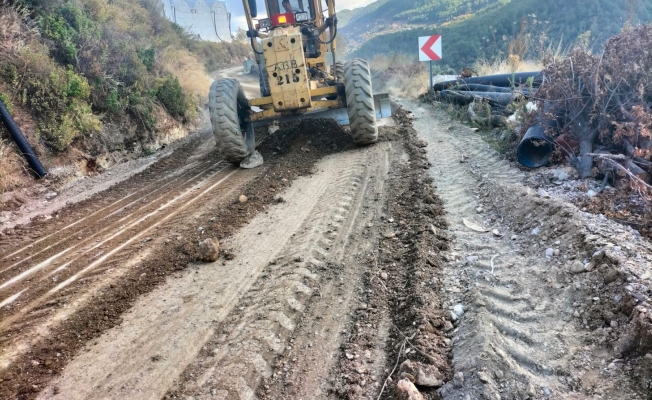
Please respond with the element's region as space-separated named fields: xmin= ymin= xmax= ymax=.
xmin=0 ymin=98 xmax=47 ymax=178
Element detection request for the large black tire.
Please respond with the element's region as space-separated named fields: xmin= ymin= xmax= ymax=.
xmin=344 ymin=59 xmax=378 ymax=145
xmin=332 ymin=61 xmax=345 ymax=80
xmin=208 ymin=79 xmax=251 ymax=163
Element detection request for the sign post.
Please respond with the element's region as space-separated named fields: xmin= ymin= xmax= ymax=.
xmin=418 ymin=35 xmax=442 ymax=95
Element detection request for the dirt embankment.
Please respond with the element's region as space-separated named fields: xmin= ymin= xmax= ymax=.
xmin=405 ymin=99 xmax=652 ymax=400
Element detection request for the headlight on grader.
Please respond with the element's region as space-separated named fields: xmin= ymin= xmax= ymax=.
xmin=259 ymin=18 xmax=272 ymax=30
xmin=295 ymin=12 xmax=309 ymax=22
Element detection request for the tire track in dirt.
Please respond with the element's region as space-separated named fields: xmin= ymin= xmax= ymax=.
xmin=0 ymin=158 xmax=208 ymax=273
xmin=0 ymin=118 xmax=357 ymax=399
xmin=0 ymin=162 xmax=246 ymax=372
xmin=405 ymin=100 xmax=649 ymax=399
xmin=162 ymin=143 xmax=392 ymax=399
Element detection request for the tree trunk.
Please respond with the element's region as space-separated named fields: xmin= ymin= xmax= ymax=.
xmin=625 ymin=159 xmax=650 ymax=183
xmin=578 ymin=135 xmax=595 ymax=178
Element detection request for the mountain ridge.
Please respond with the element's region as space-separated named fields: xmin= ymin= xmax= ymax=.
xmin=342 ymin=0 xmax=652 ymax=70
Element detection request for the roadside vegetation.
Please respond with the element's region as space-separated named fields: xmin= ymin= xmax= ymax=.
xmin=0 ymin=0 xmax=249 ymax=155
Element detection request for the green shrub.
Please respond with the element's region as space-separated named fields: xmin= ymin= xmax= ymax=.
xmin=156 ymin=75 xmax=186 ymax=120
xmin=0 ymin=92 xmax=14 ymax=114
xmin=1 ymin=45 xmax=100 ymax=150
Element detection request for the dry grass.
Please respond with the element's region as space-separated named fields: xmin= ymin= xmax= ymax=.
xmin=0 ymin=140 xmax=23 ymax=195
xmin=160 ymin=46 xmax=213 ymax=105
xmin=0 ymin=3 xmax=32 ymax=57
xmin=370 ymin=55 xmax=430 ymax=99
xmin=474 ymin=58 xmax=543 ymax=76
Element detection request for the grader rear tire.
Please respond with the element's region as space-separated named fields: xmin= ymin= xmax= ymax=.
xmin=344 ymin=59 xmax=378 ymax=145
xmin=332 ymin=61 xmax=345 ymax=80
xmin=209 ymin=79 xmax=251 ymax=163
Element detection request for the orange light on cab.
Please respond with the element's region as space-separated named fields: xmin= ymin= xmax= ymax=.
xmin=271 ymin=12 xmax=295 ymax=27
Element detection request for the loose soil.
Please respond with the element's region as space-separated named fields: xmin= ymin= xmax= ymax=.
xmin=405 ymin=100 xmax=652 ymax=400
xmin=2 ymin=73 xmax=652 ymax=400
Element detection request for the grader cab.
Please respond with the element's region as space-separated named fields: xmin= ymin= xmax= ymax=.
xmin=208 ymin=0 xmax=391 ymax=166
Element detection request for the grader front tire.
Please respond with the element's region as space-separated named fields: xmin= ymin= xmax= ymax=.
xmin=343 ymin=59 xmax=378 ymax=145
xmin=208 ymin=79 xmax=251 ymax=163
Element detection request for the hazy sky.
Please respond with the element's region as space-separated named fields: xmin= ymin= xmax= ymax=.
xmin=224 ymin=0 xmax=376 ymax=31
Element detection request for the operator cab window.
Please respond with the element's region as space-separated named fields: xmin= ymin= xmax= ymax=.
xmin=268 ymin=0 xmax=315 ymax=19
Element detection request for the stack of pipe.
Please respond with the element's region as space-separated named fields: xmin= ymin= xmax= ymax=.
xmin=433 ymin=71 xmax=542 ymax=107
xmin=433 ymin=71 xmax=559 ymax=168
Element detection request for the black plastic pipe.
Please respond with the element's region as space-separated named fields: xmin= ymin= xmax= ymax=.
xmin=517 ymin=123 xmax=555 ymax=168
xmin=0 ymin=98 xmax=47 ymax=178
xmin=443 ymin=83 xmax=532 ymax=94
xmin=439 ymin=90 xmax=524 ymax=106
xmin=434 ymin=71 xmax=543 ymax=91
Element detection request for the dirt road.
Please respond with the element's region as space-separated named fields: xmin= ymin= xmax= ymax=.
xmin=1 ymin=67 xmax=650 ymax=400
xmin=403 ymin=100 xmax=652 ymax=399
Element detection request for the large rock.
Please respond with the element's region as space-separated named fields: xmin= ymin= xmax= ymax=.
xmin=199 ymin=238 xmax=220 ymax=262
xmin=240 ymin=150 xmax=263 ymax=169
xmin=396 ymin=378 xmax=424 ymax=400
xmin=399 ymin=359 xmax=445 ymax=387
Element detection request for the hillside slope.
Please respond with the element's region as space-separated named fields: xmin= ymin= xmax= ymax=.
xmin=338 ymin=0 xmax=502 ymax=52
xmin=0 ymin=0 xmax=249 ymax=192
xmin=348 ymin=0 xmax=652 ymax=70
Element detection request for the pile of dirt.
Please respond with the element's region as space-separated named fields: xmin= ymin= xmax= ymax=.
xmin=329 ymin=107 xmax=453 ymax=399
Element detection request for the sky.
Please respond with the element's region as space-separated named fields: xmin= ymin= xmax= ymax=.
xmin=224 ymin=0 xmax=375 ymax=31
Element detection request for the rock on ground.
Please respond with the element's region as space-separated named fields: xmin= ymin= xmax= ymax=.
xmin=199 ymin=238 xmax=220 ymax=262
xmin=396 ymin=378 xmax=425 ymax=400
xmin=240 ymin=150 xmax=264 ymax=169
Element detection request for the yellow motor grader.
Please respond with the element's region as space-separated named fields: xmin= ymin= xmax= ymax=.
xmin=208 ymin=0 xmax=391 ymax=165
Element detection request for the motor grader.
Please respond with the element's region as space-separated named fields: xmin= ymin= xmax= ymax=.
xmin=208 ymin=0 xmax=391 ymax=165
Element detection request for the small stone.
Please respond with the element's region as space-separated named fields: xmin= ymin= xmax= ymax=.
xmin=494 ymin=369 xmax=504 ymax=380
xmin=442 ymin=321 xmax=454 ymax=332
xmin=238 ymin=195 xmax=248 ymax=203
xmin=476 ymin=207 xmax=484 ymax=213
xmin=542 ymin=387 xmax=551 ymax=396
xmin=478 ymin=371 xmax=491 ymax=383
xmin=416 ymin=368 xmax=444 ymax=387
xmin=268 ymin=124 xmax=279 ymax=134
xmin=453 ymin=304 xmax=464 ymax=316
xmin=554 ymin=249 xmax=560 ymax=256
xmin=553 ymin=169 xmax=570 ymax=181
xmin=345 ymin=353 xmax=354 ymax=360
xmin=511 ymin=235 xmax=518 ymax=240
xmin=531 ymin=227 xmax=540 ymax=235
xmin=380 ymin=272 xmax=388 ymax=280
xmin=569 ymin=260 xmax=585 ymax=274
xmin=545 ymin=248 xmax=554 ymax=258
xmin=453 ymin=371 xmax=464 ymax=388
xmin=199 ymin=238 xmax=220 ymax=262
xmin=396 ymin=379 xmax=424 ymax=400
xmin=537 ymin=189 xmax=550 ymax=198
xmin=491 ymin=229 xmax=502 ymax=237
xmin=450 ymin=311 xmax=458 ymax=321
xmin=610 ymin=320 xmax=618 ymax=328
xmin=587 ymin=190 xmax=597 ymax=197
